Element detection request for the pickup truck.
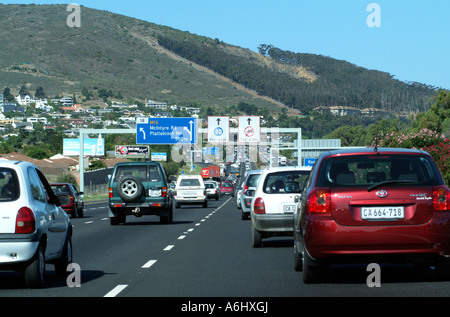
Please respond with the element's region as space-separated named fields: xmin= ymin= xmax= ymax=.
xmin=174 ymin=175 xmax=207 ymax=208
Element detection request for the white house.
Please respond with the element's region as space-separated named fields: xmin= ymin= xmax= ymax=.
xmin=16 ymin=94 xmax=35 ymax=106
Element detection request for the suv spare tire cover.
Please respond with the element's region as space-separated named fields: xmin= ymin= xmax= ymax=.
xmin=117 ymin=176 xmax=143 ymax=202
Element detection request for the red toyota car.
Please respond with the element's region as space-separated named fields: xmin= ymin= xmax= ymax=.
xmin=294 ymin=147 xmax=450 ymax=283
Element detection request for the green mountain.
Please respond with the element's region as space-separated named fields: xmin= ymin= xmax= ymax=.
xmin=0 ymin=4 xmax=437 ymax=114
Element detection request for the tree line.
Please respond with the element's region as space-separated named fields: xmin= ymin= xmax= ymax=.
xmin=156 ymin=35 xmax=437 ymax=114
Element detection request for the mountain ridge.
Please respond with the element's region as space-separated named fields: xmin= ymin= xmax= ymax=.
xmin=0 ymin=4 xmax=437 ymax=115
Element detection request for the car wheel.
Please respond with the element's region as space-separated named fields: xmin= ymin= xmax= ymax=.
xmin=117 ymin=176 xmax=143 ymax=202
xmin=110 ymin=216 xmax=120 ymax=225
xmin=175 ymin=202 xmax=180 ymax=209
xmin=436 ymin=257 xmax=450 ymax=280
xmin=302 ymin=247 xmax=325 ymax=283
xmin=24 ymin=244 xmax=45 ymax=288
xmin=77 ymin=206 xmax=84 ymax=218
xmin=241 ymin=211 xmax=248 ymax=220
xmin=251 ymin=225 xmax=262 ymax=248
xmin=294 ymin=244 xmax=303 ymax=272
xmin=203 ymin=201 xmax=208 ymax=208
xmin=55 ymin=235 xmax=72 ymax=276
xmin=160 ymin=206 xmax=173 ymax=224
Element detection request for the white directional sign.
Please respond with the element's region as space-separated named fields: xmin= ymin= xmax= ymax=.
xmin=207 ymin=116 xmax=229 ymax=143
xmin=238 ymin=116 xmax=260 ymax=143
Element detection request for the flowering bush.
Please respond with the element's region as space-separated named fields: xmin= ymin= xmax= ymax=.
xmin=378 ymin=129 xmax=450 ymax=185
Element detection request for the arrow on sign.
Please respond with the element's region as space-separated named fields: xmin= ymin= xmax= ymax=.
xmin=139 ymin=127 xmax=146 ymax=140
xmin=189 ymin=120 xmax=194 ymax=142
xmin=216 ymin=118 xmax=221 ymax=125
xmin=247 ymin=118 xmax=252 ymax=125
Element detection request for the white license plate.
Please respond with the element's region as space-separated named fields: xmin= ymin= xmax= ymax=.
xmin=283 ymin=205 xmax=296 ymax=213
xmin=361 ymin=206 xmax=404 ymax=220
xmin=149 ymin=189 xmax=161 ymax=197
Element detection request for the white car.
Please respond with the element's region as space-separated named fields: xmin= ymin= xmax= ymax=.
xmin=174 ymin=174 xmax=207 ymax=208
xmin=250 ymin=166 xmax=312 ymax=247
xmin=0 ymin=161 xmax=73 ymax=287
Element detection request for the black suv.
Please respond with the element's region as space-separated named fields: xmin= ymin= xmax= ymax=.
xmin=108 ymin=162 xmax=173 ymax=225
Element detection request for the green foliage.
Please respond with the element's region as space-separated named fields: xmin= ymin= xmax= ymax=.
xmin=56 ymin=173 xmax=78 ymax=188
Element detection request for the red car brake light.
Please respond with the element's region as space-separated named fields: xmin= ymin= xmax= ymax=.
xmin=307 ymin=188 xmax=331 ymax=213
xmin=15 ymin=207 xmax=36 ymax=234
xmin=433 ymin=186 xmax=450 ymax=211
xmin=254 ymin=197 xmax=265 ymax=214
xmin=109 ymin=187 xmax=113 ymax=198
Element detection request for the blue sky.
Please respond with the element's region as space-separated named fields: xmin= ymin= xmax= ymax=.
xmin=2 ymin=0 xmax=449 ymax=89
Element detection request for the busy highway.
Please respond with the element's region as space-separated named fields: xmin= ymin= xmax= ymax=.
xmin=2 ymin=191 xmax=450 ymax=300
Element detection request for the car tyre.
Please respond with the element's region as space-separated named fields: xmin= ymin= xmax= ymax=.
xmin=302 ymin=247 xmax=324 ymax=284
xmin=251 ymin=225 xmax=262 ymax=248
xmin=436 ymin=257 xmax=450 ymax=280
xmin=117 ymin=176 xmax=143 ymax=202
xmin=203 ymin=201 xmax=208 ymax=208
xmin=24 ymin=244 xmax=45 ymax=288
xmin=294 ymin=245 xmax=303 ymax=272
xmin=160 ymin=206 xmax=173 ymax=224
xmin=55 ymin=235 xmax=73 ymax=276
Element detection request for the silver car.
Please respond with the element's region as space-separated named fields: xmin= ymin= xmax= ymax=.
xmin=239 ymin=170 xmax=262 ymax=220
xmin=0 ymin=161 xmax=73 ymax=287
xmin=251 ymin=166 xmax=311 ymax=247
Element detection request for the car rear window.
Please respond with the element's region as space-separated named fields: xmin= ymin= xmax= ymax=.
xmin=0 ymin=168 xmax=20 ymax=201
xmin=317 ymin=154 xmax=442 ymax=187
xmin=51 ymin=184 xmax=71 ymax=194
xmin=262 ymin=170 xmax=310 ymax=194
xmin=180 ymin=178 xmax=201 ymax=186
xmin=246 ymin=174 xmax=261 ymax=187
xmin=113 ymin=165 xmax=161 ymax=182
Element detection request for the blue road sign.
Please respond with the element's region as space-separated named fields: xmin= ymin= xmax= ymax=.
xmin=136 ymin=117 xmax=197 ymax=145
xmin=304 ymin=158 xmax=317 ymax=167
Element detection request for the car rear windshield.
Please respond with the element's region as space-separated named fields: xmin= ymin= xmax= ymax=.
xmin=246 ymin=174 xmax=261 ymax=187
xmin=180 ymin=178 xmax=201 ymax=187
xmin=113 ymin=165 xmax=161 ymax=182
xmin=51 ymin=184 xmax=71 ymax=194
xmin=0 ymin=168 xmax=20 ymax=201
xmin=262 ymin=170 xmax=310 ymax=194
xmin=317 ymin=154 xmax=442 ymax=187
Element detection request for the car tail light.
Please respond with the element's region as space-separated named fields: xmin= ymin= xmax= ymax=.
xmin=15 ymin=207 xmax=35 ymax=234
xmin=254 ymin=197 xmax=265 ymax=214
xmin=433 ymin=186 xmax=450 ymax=211
xmin=109 ymin=187 xmax=113 ymax=198
xmin=307 ymin=188 xmax=331 ymax=213
xmin=162 ymin=187 xmax=167 ymax=197
xmin=243 ymin=184 xmax=248 ymax=195
xmin=174 ymin=191 xmax=177 ymax=197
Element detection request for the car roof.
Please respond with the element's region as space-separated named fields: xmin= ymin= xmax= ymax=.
xmin=0 ymin=160 xmax=35 ymax=169
xmin=263 ymin=166 xmax=312 ymax=172
xmin=320 ymin=147 xmax=430 ymax=157
xmin=115 ymin=161 xmax=160 ymax=166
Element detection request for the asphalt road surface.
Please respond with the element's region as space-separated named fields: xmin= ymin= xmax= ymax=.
xmin=1 ymin=195 xmax=450 ymax=308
